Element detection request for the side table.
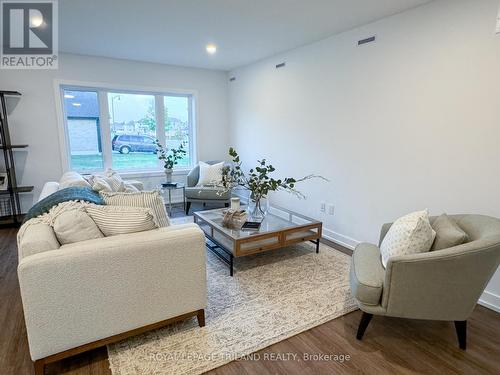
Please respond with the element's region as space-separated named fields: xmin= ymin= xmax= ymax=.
xmin=158 ymin=183 xmax=186 ymax=216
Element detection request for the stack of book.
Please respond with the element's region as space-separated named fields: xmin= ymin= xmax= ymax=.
xmin=222 ymin=209 xmax=247 ymax=229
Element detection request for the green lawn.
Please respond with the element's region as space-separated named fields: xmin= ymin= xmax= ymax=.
xmin=71 ymin=153 xmax=191 ymax=172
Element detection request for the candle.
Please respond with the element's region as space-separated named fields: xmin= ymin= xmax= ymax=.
xmin=230 ymin=197 xmax=240 ymax=211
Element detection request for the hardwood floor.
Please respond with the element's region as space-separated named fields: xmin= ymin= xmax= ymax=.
xmin=2 ymin=224 xmax=500 ymax=375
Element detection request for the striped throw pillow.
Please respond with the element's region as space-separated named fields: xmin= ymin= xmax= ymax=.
xmin=104 ymin=169 xmax=125 ymax=191
xmin=86 ymin=205 xmax=157 ymax=236
xmin=99 ymin=190 xmax=170 ymax=227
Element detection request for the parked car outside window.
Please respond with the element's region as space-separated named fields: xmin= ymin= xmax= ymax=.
xmin=112 ymin=134 xmax=157 ymax=154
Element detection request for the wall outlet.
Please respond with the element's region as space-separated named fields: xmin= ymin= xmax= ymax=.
xmin=328 ymin=204 xmax=335 ymax=215
xmin=320 ymin=201 xmax=326 ymax=213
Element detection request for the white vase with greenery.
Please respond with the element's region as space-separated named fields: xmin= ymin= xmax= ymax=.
xmin=156 ymin=141 xmax=186 ymax=183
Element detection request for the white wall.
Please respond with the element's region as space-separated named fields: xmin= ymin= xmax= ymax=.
xmin=0 ymin=53 xmax=229 ymax=209
xmin=228 ymin=0 xmax=500 ymax=311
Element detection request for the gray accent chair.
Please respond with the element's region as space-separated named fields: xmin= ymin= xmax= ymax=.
xmin=185 ymin=161 xmax=231 ymax=214
xmin=350 ymin=214 xmax=500 ymax=349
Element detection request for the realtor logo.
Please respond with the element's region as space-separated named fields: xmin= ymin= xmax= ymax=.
xmin=1 ymin=0 xmax=58 ymax=69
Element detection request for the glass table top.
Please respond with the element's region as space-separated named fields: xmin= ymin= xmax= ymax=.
xmin=194 ymin=206 xmax=320 ymax=240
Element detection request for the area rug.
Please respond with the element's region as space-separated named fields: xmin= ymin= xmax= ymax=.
xmin=107 ymin=240 xmax=357 ymax=375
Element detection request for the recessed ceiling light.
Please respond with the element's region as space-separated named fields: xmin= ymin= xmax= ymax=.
xmin=64 ymin=94 xmax=75 ymax=99
xmin=72 ymin=103 xmax=82 ymax=107
xmin=206 ymin=44 xmax=217 ymax=55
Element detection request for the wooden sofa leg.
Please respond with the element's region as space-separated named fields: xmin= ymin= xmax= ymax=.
xmin=197 ymin=309 xmax=206 ymax=327
xmin=356 ymin=312 xmax=373 ymax=340
xmin=185 ymin=202 xmax=192 ymax=215
xmin=454 ymin=320 xmax=467 ymax=350
xmin=34 ymin=359 xmax=45 ymax=375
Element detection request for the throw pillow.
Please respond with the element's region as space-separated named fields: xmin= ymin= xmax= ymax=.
xmin=86 ymin=205 xmax=157 ymax=236
xmin=104 ymin=168 xmax=126 ymax=191
xmin=53 ymin=209 xmax=104 ymax=245
xmin=431 ymin=214 xmax=469 ymax=251
xmin=59 ymin=171 xmax=91 ymax=189
xmin=88 ymin=175 xmax=113 ymax=193
xmin=99 ymin=190 xmax=170 ymax=227
xmin=380 ymin=210 xmax=436 ymax=268
xmin=197 ymin=161 xmax=224 ymax=186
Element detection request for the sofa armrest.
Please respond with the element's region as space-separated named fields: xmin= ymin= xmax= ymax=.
xmin=382 ymin=236 xmax=500 ymax=320
xmin=38 ymin=181 xmax=60 ymax=202
xmin=18 ymin=224 xmax=206 ymax=361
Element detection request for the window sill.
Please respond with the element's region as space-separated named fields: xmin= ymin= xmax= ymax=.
xmin=118 ymin=169 xmax=191 ymax=179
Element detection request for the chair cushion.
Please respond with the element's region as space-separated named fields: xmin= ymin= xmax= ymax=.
xmin=185 ymin=186 xmax=230 ymax=200
xmin=431 ymin=213 xmax=469 ymax=251
xmin=350 ymin=243 xmax=385 ymax=306
xmin=380 ymin=210 xmax=436 ymax=268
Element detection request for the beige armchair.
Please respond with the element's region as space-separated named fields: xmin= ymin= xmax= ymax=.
xmin=350 ymin=214 xmax=500 ymax=349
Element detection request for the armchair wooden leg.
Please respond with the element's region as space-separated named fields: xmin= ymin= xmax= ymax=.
xmin=356 ymin=312 xmax=373 ymax=340
xmin=454 ymin=320 xmax=467 ymax=350
xmin=197 ymin=309 xmax=206 ymax=327
xmin=185 ymin=201 xmax=191 ymax=215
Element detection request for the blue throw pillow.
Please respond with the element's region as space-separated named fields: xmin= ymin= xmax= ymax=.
xmin=23 ymin=187 xmax=105 ymax=223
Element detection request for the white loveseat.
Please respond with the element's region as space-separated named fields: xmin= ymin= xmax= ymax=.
xmin=18 ymin=203 xmax=206 ymax=374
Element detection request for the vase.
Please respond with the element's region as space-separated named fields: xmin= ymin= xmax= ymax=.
xmin=165 ymin=168 xmax=173 ymax=183
xmin=247 ymin=194 xmax=269 ymax=220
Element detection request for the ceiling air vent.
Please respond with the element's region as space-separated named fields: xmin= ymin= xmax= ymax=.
xmin=358 ymin=36 xmax=376 ymax=46
xmin=275 ymin=62 xmax=286 ymax=69
xmin=229 ymin=77 xmax=236 ymax=82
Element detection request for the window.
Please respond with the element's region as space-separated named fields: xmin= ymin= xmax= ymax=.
xmin=165 ymin=95 xmax=192 ymax=168
xmin=108 ymin=92 xmax=158 ymax=170
xmin=63 ymin=89 xmax=103 ymax=172
xmin=60 ymin=85 xmax=195 ymax=173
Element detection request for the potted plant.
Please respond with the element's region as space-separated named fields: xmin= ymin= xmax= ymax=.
xmin=156 ymin=140 xmax=186 ymax=183
xmin=221 ymin=148 xmax=327 ymax=219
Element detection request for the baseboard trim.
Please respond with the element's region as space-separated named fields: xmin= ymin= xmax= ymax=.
xmin=322 ymin=228 xmax=359 ymax=250
xmin=479 ymin=291 xmax=500 ymax=313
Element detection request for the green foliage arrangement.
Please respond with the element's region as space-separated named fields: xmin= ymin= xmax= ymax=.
xmin=222 ymin=147 xmax=327 ymax=215
xmin=156 ymin=140 xmax=186 ymax=170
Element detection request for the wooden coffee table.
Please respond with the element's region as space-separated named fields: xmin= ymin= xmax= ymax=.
xmin=194 ymin=206 xmax=322 ymax=276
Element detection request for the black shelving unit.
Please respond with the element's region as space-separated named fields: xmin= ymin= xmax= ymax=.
xmin=0 ymin=90 xmax=33 ymax=226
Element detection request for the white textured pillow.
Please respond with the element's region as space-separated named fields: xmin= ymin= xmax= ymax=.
xmin=86 ymin=205 xmax=157 ymax=236
xmin=197 ymin=161 xmax=224 ymax=186
xmin=100 ymin=190 xmax=170 ymax=227
xmin=59 ymin=171 xmax=91 ymax=189
xmin=380 ymin=210 xmax=436 ymax=268
xmin=53 ymin=210 xmax=104 ymax=245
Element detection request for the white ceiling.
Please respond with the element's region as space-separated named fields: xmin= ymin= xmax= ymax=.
xmin=60 ymin=0 xmax=433 ymax=71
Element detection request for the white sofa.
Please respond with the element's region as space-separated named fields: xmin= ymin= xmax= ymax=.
xmin=18 ymin=221 xmax=207 ymax=374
